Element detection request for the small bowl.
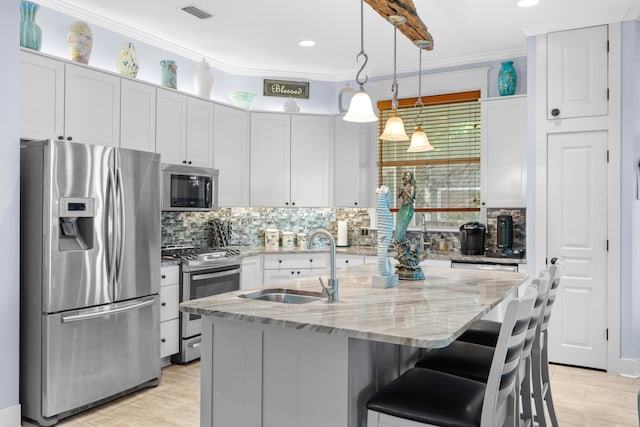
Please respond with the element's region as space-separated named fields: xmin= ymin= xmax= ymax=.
xmin=228 ymin=90 xmax=256 ymax=109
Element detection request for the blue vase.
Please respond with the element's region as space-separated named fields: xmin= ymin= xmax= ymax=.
xmin=498 ymin=61 xmax=517 ymax=96
xmin=20 ymin=1 xmax=42 ymax=51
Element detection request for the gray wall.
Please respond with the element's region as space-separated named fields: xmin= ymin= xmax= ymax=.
xmin=0 ymin=0 xmax=20 ymax=414
xmin=620 ymin=20 xmax=640 ymax=359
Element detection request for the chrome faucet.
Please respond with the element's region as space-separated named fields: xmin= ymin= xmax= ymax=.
xmin=307 ymin=229 xmax=338 ymax=303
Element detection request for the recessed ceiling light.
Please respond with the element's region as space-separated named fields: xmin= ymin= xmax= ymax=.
xmin=517 ymin=0 xmax=539 ymax=7
xmin=299 ymin=40 xmax=316 ymax=47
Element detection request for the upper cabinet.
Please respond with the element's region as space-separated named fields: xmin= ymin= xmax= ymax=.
xmin=156 ymin=89 xmax=214 ymax=168
xmin=20 ymin=51 xmax=64 ymax=140
xmin=250 ymin=113 xmax=331 ymax=207
xmin=214 ymin=104 xmax=250 ymax=207
xmin=547 ymin=25 xmax=608 ymax=120
xmin=333 ymin=117 xmax=373 ymax=208
xmin=120 ymin=79 xmax=156 ymax=152
xmin=480 ymin=95 xmax=527 ymax=208
xmin=20 ymin=51 xmax=121 ymax=147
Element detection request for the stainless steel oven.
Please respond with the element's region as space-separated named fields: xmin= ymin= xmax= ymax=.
xmin=162 ymin=246 xmax=242 ymax=364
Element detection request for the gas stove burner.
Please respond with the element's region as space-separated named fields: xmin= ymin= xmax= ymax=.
xmin=162 ymin=245 xmax=243 ymax=271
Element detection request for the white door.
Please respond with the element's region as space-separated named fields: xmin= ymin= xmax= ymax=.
xmin=214 ymin=104 xmax=250 ymax=206
xmin=186 ymin=96 xmax=214 ymax=168
xmin=250 ymin=113 xmax=291 ymax=206
xmin=290 ymin=115 xmax=331 ymax=207
xmin=547 ymin=25 xmax=608 ymax=120
xmin=156 ymin=89 xmax=187 ymax=165
xmin=120 ymin=79 xmax=156 ymax=152
xmin=64 ymin=64 xmax=121 ymax=147
xmin=547 ymin=130 xmax=608 ymax=369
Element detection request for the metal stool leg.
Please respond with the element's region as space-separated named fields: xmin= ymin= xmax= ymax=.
xmin=541 ymin=332 xmax=559 ymax=426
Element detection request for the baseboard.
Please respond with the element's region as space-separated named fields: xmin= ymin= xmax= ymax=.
xmin=0 ymin=403 xmax=21 ymax=427
xmin=618 ymin=357 xmax=640 ymax=378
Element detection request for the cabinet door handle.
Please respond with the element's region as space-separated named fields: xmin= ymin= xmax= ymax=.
xmin=161 ymin=274 xmax=166 ymax=279
xmin=354 ymin=202 xmax=358 ymax=206
xmin=161 ymin=302 xmax=166 ymax=306
xmin=182 ymin=160 xmax=187 ymax=164
xmin=161 ymin=338 xmax=166 ymax=343
xmin=309 ymin=259 xmax=313 ymax=263
xmin=345 ymin=260 xmax=349 ymax=264
xmin=188 ymin=160 xmax=192 ymax=165
xmin=278 ymin=260 xmax=282 ymax=263
xmin=551 ymin=108 xmax=560 ymax=117
xmin=292 ymin=202 xmax=296 ymax=206
xmin=66 ymin=136 xmax=73 ymax=141
xmin=58 ymin=136 xmax=64 ymax=140
xmin=285 ymin=202 xmax=289 ymax=206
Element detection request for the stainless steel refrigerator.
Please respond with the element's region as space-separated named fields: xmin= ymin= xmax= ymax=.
xmin=20 ymin=139 xmax=161 ymax=426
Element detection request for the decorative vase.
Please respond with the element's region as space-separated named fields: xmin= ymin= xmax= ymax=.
xmin=338 ymin=83 xmax=356 ymax=113
xmin=67 ymin=21 xmax=92 ymax=64
xmin=160 ymin=60 xmax=177 ymax=89
xmin=193 ymin=58 xmax=213 ymax=98
xmin=498 ymin=61 xmax=517 ymax=96
xmin=20 ymin=1 xmax=42 ymax=51
xmin=117 ymin=42 xmax=139 ymax=78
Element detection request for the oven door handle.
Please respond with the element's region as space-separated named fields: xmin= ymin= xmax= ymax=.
xmin=191 ymin=267 xmax=241 ymax=281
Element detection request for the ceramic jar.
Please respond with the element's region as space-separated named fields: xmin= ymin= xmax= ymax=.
xmin=117 ymin=42 xmax=139 ymax=78
xmin=19 ymin=1 xmax=42 ymax=51
xmin=296 ymin=233 xmax=308 ymax=249
xmin=498 ymin=61 xmax=517 ymax=96
xmin=193 ymin=58 xmax=214 ymax=99
xmin=264 ymin=229 xmax=279 ymax=249
xmin=67 ymin=21 xmax=92 ymax=64
xmin=160 ymin=60 xmax=178 ymax=89
xmin=281 ymin=232 xmax=295 ymax=249
xmin=283 ymin=98 xmax=300 ymax=113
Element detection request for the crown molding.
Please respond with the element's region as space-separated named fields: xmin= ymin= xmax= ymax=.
xmin=521 ymin=10 xmax=640 ymax=36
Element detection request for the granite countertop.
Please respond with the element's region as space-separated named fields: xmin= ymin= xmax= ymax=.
xmin=231 ymin=245 xmax=527 ymax=265
xmin=180 ymin=264 xmax=527 ymax=348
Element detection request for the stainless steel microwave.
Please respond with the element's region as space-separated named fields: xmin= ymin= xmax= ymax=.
xmin=161 ymin=164 xmax=218 ymax=211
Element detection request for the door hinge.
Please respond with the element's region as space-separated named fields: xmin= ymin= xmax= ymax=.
xmin=545 ymin=257 xmax=548 ymax=266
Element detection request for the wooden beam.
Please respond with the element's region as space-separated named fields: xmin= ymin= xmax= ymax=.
xmin=365 ymin=0 xmax=434 ymax=49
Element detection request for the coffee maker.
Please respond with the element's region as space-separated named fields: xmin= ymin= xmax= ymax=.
xmin=459 ymin=222 xmax=486 ymax=255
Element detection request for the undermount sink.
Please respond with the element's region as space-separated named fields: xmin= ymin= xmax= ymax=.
xmin=239 ymin=288 xmax=325 ymax=304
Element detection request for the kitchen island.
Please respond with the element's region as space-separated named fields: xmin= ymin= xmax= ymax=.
xmin=180 ymin=264 xmax=527 ymax=427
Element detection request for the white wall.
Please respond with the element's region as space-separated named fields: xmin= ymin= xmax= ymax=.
xmin=0 ymin=0 xmax=21 ymax=424
xmin=620 ymin=20 xmax=640 ymax=359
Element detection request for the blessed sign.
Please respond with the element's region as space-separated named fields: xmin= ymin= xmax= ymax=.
xmin=263 ymin=79 xmax=309 ymax=99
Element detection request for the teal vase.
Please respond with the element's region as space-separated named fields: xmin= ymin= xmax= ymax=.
xmin=20 ymin=1 xmax=42 ymax=51
xmin=498 ymin=61 xmax=517 ymax=96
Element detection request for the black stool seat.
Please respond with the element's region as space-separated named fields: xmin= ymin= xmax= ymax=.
xmin=457 ymin=319 xmax=501 ymax=347
xmin=414 ymin=341 xmax=494 ymax=383
xmin=366 ymin=367 xmax=486 ymax=427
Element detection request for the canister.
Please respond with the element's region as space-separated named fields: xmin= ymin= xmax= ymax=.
xmin=296 ymin=232 xmax=308 ymax=249
xmin=281 ymin=231 xmax=295 ymax=249
xmin=264 ymin=229 xmax=279 ymax=249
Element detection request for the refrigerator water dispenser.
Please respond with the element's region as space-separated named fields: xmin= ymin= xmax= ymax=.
xmin=58 ymin=197 xmax=95 ymax=251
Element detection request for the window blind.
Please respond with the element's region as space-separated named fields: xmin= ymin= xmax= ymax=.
xmin=378 ymin=91 xmax=481 ymax=227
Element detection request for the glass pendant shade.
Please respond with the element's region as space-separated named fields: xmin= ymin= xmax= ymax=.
xmin=343 ymin=90 xmax=377 ymax=122
xmin=407 ymin=126 xmax=434 ymax=152
xmin=380 ymin=112 xmax=409 ymax=141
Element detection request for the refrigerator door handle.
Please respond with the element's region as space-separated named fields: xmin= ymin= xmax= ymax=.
xmin=61 ymin=297 xmax=156 ymax=323
xmin=107 ymin=168 xmax=117 ymax=289
xmin=116 ymin=166 xmax=126 ymax=285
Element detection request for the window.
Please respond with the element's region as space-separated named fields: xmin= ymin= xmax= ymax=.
xmin=378 ymin=90 xmax=481 ymax=228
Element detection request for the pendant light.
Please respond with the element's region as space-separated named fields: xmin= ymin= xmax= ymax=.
xmin=407 ymin=40 xmax=434 ymax=152
xmin=380 ymin=15 xmax=409 ymax=141
xmin=343 ymin=0 xmax=377 ymax=123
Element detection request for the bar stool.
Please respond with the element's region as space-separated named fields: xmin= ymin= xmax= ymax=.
xmin=453 ymin=261 xmax=562 ymax=427
xmin=413 ymin=273 xmax=549 ymax=427
xmin=366 ymin=285 xmax=538 ymax=427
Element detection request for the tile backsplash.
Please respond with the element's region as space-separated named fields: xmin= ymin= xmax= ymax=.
xmin=162 ymin=207 xmax=371 ymax=248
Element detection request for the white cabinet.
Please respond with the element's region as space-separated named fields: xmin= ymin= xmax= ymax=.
xmin=120 ymin=79 xmax=156 ymax=152
xmin=214 ymin=104 xmax=250 ymax=206
xmin=241 ymin=255 xmax=263 ymax=290
xmin=64 ymin=63 xmax=121 ymax=147
xmin=20 ymin=51 xmax=120 ymax=146
xmin=156 ymin=89 xmax=214 ymax=167
xmin=20 ymin=51 xmax=64 ymax=140
xmin=547 ymin=25 xmax=608 ymax=120
xmin=336 ymin=254 xmax=365 ymax=269
xmin=333 ymin=117 xmax=373 ymax=207
xmin=160 ymin=265 xmax=180 ymax=360
xmin=480 ymin=95 xmax=527 ymax=208
xmin=250 ymin=113 xmax=332 ymax=207
xmin=262 ymin=253 xmax=329 ymax=285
